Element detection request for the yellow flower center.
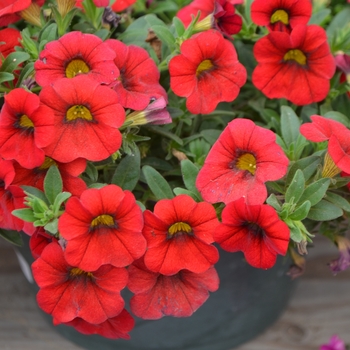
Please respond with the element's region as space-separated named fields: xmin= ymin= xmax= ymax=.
xmin=283 ymin=49 xmax=307 ymax=66
xmin=322 ymin=152 xmax=341 ymax=178
xmin=69 ymin=267 xmax=93 ymax=278
xmin=168 ymin=222 xmax=192 ymax=236
xmin=65 ymin=59 xmax=90 ymax=78
xmin=236 ymin=153 xmax=257 ymax=175
xmin=196 ymin=59 xmax=214 ymax=77
xmin=91 ymin=214 xmax=115 ymax=228
xmin=66 ymin=105 xmax=93 ymax=122
xmin=39 ymin=157 xmax=57 ymax=170
xmin=19 ymin=115 xmax=34 ymax=129
xmin=270 ymin=9 xmax=289 ymax=25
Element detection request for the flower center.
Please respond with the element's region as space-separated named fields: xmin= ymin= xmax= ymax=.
xmin=196 ymin=59 xmax=214 ymax=76
xmin=66 ymin=105 xmax=93 ymax=122
xmin=245 ymin=222 xmax=264 ymax=237
xmin=69 ymin=267 xmax=94 ymax=278
xmin=18 ymin=114 xmax=34 ymax=129
xmin=91 ymin=214 xmax=115 ymax=228
xmin=39 ymin=157 xmax=57 ymax=170
xmin=270 ymin=9 xmax=289 ymax=25
xmin=235 ymin=153 xmax=257 ymax=175
xmin=65 ymin=58 xmax=90 ymax=78
xmin=283 ymin=49 xmax=307 ymax=66
xmin=168 ymin=222 xmax=192 ymax=237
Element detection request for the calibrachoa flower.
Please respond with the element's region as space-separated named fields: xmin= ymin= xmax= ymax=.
xmin=142 ymin=194 xmax=219 ymax=275
xmin=329 ymin=236 xmax=350 ymax=275
xmin=32 ymin=241 xmax=129 ymax=325
xmin=62 ymin=309 xmax=135 ymax=339
xmin=0 ymin=28 xmax=21 ymax=60
xmin=251 ymin=0 xmax=312 ymax=32
xmin=214 ymin=198 xmax=290 ymax=269
xmin=34 ymin=31 xmax=119 ymax=86
xmin=320 ymin=335 xmax=347 ymax=350
xmin=39 ymin=75 xmax=125 ymax=163
xmin=58 ymin=184 xmax=146 ymax=271
xmin=300 ymin=115 xmax=350 ymax=176
xmin=176 ymin=0 xmax=214 ymax=27
xmin=127 ymin=258 xmax=219 ymax=319
xmin=196 ymin=118 xmax=289 ymax=205
xmin=111 ymin=0 xmax=137 ymax=12
xmin=0 ymin=88 xmax=54 ymax=169
xmin=11 ymin=157 xmax=87 ymax=196
xmin=106 ymin=39 xmax=167 ymax=111
xmin=252 ymin=24 xmax=336 ymax=105
xmin=169 ymin=29 xmax=247 ymax=114
xmin=0 ymin=0 xmax=31 ymax=26
xmin=335 ymin=52 xmax=350 ymax=97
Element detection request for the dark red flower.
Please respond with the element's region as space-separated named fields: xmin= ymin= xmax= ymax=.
xmin=39 ymin=75 xmax=125 ymax=163
xmin=252 ymin=25 xmax=336 ymax=105
xmin=251 ymin=0 xmax=312 ymax=32
xmin=61 ymin=309 xmax=134 ymax=339
xmin=0 ymin=88 xmax=54 ymax=169
xmin=0 ymin=28 xmax=21 ymax=61
xmin=142 ymin=194 xmax=219 ymax=275
xmin=169 ymin=29 xmax=246 ymax=114
xmin=215 ymin=198 xmax=290 ymax=269
xmin=106 ymin=39 xmax=167 ymax=111
xmin=58 ymin=185 xmax=146 ymax=271
xmin=196 ymin=118 xmax=289 ymax=205
xmin=213 ymin=0 xmax=242 ymax=36
xmin=29 ymin=227 xmax=56 ymax=259
xmin=127 ymin=258 xmax=219 ymax=319
xmin=12 ymin=157 xmax=87 ymax=197
xmin=34 ymin=31 xmax=119 ymax=87
xmin=111 ymin=0 xmax=137 ymax=12
xmin=335 ymin=53 xmax=350 ymax=97
xmin=32 ymin=241 xmax=128 ymax=324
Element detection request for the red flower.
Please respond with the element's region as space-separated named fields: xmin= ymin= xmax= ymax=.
xmin=32 ymin=241 xmax=128 ymax=324
xmin=213 ymin=0 xmax=242 ymax=36
xmin=251 ymin=0 xmax=312 ymax=32
xmin=169 ymin=30 xmax=246 ymax=114
xmin=60 ymin=309 xmax=134 ymax=339
xmin=127 ymin=258 xmax=219 ymax=319
xmin=39 ymin=75 xmax=125 ymax=163
xmin=58 ymin=185 xmax=146 ymax=271
xmin=335 ymin=53 xmax=350 ymax=97
xmin=300 ymin=115 xmax=350 ymax=175
xmin=215 ymin=198 xmax=290 ymax=269
xmin=0 ymin=88 xmax=54 ymax=169
xmin=12 ymin=157 xmax=87 ymax=197
xmin=0 ymin=0 xmax=31 ymax=26
xmin=176 ymin=0 xmax=214 ymax=28
xmin=106 ymin=39 xmax=167 ymax=111
xmin=111 ymin=0 xmax=137 ymax=12
xmin=142 ymin=194 xmax=219 ymax=275
xmin=252 ymin=25 xmax=336 ymax=105
xmin=196 ymin=118 xmax=289 ymax=205
xmin=34 ymin=31 xmax=119 ymax=87
xmin=29 ymin=227 xmax=55 ymax=259
xmin=0 ymin=159 xmax=34 ymax=234
xmin=0 ymin=28 xmax=21 ymax=60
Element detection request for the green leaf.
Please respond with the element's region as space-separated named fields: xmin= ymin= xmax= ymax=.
xmin=286 ymin=156 xmax=321 ymax=184
xmin=288 ymin=223 xmax=304 ymax=243
xmin=307 ymin=200 xmax=343 ymax=221
xmin=200 ymin=129 xmax=221 ymax=145
xmin=149 ymin=1 xmax=178 ymax=13
xmin=323 ymin=111 xmax=350 ymax=128
xmin=44 ymin=218 xmax=59 ymax=234
xmin=20 ymin=28 xmax=39 ymax=59
xmin=39 ymin=22 xmax=58 ymax=44
xmin=172 ymin=16 xmax=185 ymax=37
xmin=0 ymin=229 xmax=23 ymax=246
xmin=325 ymin=192 xmax=350 ymax=212
xmin=327 ymin=7 xmax=350 ymax=39
xmin=22 ymin=186 xmax=49 ymax=205
xmin=173 ymin=187 xmax=200 ymax=201
xmin=266 ymin=194 xmax=282 ymax=211
xmin=146 ymin=126 xmax=183 ymax=145
xmin=280 ymin=106 xmax=300 ymax=147
xmin=289 ymin=200 xmax=311 ymax=221
xmin=52 ymin=192 xmax=72 ymax=215
xmin=111 ymin=148 xmax=141 ymax=191
xmin=180 ymin=159 xmax=200 ymax=194
xmin=297 ymin=178 xmax=330 ymax=206
xmin=15 ymin=62 xmax=35 ymax=88
xmin=44 ymin=166 xmax=63 ymax=204
xmin=144 ymin=14 xmax=175 ymax=50
xmin=285 ymin=169 xmax=305 ymax=204
xmin=309 ymin=8 xmax=331 ymax=25
xmin=142 ymin=165 xmax=174 ymax=200
xmin=0 ymin=72 xmax=15 ymax=84
xmin=0 ymin=52 xmax=30 ymax=73
xmin=11 ymin=208 xmax=36 ymax=222
xmin=84 ymin=162 xmax=99 ymax=183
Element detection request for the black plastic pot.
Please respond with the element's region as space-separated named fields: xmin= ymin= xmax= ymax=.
xmin=16 ymin=234 xmax=296 ymax=350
